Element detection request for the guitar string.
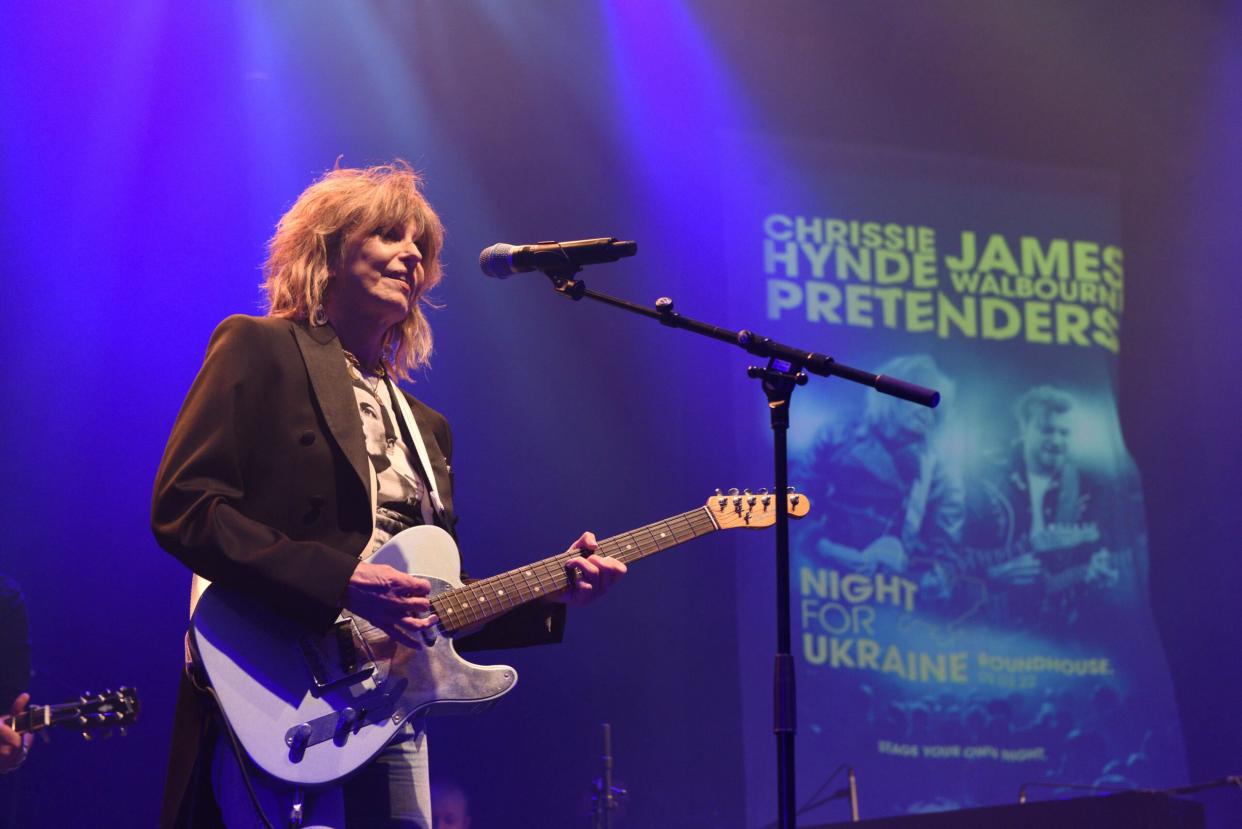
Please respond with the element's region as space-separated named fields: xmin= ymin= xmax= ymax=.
xmin=349 ymin=510 xmax=712 ymax=637
xmin=432 ymin=508 xmax=721 ymax=631
xmin=352 ymin=500 xmax=780 ymax=636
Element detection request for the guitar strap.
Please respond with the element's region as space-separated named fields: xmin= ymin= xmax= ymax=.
xmin=382 ymin=376 xmax=448 ymax=527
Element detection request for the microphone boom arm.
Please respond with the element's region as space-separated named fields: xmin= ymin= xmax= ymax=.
xmin=543 ymin=274 xmax=940 ymax=408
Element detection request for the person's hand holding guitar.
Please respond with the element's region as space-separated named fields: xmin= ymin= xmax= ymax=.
xmin=553 ymin=532 xmax=628 ymax=606
xmin=0 ymin=693 xmax=32 ymax=774
xmin=344 ymin=562 xmax=437 ymax=648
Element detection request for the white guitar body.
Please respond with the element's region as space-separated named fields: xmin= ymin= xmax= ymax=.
xmin=191 ymin=525 xmax=517 ymax=796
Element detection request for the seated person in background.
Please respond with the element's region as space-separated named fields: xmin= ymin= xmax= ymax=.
xmin=430 ymin=780 xmax=471 ymax=829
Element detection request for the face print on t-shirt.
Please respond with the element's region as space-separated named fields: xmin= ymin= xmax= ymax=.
xmin=350 ymin=375 xmax=433 ymax=543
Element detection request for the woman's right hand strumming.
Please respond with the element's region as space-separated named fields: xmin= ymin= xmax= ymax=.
xmin=343 ymin=561 xmax=438 ymax=648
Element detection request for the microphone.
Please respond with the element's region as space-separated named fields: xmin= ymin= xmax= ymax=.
xmin=479 ymin=237 xmax=637 ymax=279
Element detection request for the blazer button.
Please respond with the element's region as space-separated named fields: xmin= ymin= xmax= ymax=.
xmin=304 ymin=495 xmax=325 ymax=525
xmin=299 ymin=430 xmax=316 ymax=446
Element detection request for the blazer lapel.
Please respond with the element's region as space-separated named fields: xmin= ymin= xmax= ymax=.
xmin=292 ymin=322 xmax=371 ymax=504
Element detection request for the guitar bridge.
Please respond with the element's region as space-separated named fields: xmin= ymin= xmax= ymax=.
xmin=298 ymin=618 xmax=376 ymax=695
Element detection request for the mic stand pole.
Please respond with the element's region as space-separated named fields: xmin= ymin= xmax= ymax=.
xmin=748 ymin=359 xmax=803 ymax=829
xmin=540 ymin=268 xmax=939 ymax=829
xmin=601 ymin=722 xmax=614 ymax=829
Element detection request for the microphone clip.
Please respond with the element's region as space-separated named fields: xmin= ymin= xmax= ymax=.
xmin=547 ymin=267 xmax=587 ymax=300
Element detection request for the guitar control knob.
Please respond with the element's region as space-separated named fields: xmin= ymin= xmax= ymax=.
xmin=287 ymin=722 xmax=314 ymax=748
xmin=337 ymin=707 xmax=358 ymax=734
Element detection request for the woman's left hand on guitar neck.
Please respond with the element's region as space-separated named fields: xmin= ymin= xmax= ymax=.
xmin=552 ymin=532 xmax=628 ymax=607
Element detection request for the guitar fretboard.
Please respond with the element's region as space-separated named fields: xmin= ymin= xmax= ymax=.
xmin=432 ymin=506 xmax=718 ymax=634
xmin=5 ymin=704 xmax=78 ymax=734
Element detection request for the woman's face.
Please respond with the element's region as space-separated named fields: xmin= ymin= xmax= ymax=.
xmin=330 ymin=219 xmax=425 ymax=330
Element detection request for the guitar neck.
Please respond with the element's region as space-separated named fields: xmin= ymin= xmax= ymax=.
xmin=433 ymin=506 xmax=719 ymax=634
xmin=962 ymin=538 xmax=1032 ymax=573
xmin=4 ymin=704 xmax=65 ymax=735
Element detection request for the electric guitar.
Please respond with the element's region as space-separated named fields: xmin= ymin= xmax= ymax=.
xmin=191 ymin=490 xmax=809 ymax=792
xmin=961 ymin=522 xmax=1100 ymax=575
xmin=2 ymin=688 xmax=140 ymax=739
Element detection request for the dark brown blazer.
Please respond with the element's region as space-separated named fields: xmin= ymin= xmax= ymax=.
xmin=152 ymin=315 xmax=564 ymax=828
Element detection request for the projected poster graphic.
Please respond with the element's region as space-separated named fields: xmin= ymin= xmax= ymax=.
xmin=720 ymin=137 xmax=1187 ymax=823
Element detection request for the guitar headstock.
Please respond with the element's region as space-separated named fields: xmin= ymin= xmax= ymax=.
xmin=73 ymin=687 xmax=140 ymax=739
xmin=10 ymin=687 xmax=141 ymax=740
xmin=708 ymin=488 xmax=811 ymax=530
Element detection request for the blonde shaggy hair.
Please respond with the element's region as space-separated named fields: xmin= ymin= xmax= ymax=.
xmin=264 ymin=160 xmax=444 ymax=380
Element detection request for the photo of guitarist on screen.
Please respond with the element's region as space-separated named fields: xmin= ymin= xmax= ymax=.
xmin=962 ymin=385 xmax=1122 ymax=630
xmin=795 ymin=354 xmax=966 ymax=611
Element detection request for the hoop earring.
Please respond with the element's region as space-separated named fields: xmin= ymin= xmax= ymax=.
xmin=311 ymin=304 xmax=328 ymax=327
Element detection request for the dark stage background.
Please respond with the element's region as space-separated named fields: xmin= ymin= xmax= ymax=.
xmin=1 ymin=2 xmax=1238 ymax=827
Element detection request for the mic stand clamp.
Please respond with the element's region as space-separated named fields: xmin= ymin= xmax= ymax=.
xmin=544 ymin=266 xmax=586 ymax=300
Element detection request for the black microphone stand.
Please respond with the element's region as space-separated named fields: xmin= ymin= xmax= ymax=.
xmin=537 ymin=266 xmax=939 ymax=829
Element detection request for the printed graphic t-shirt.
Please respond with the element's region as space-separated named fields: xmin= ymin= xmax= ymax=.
xmin=344 ymin=361 xmax=436 ymax=555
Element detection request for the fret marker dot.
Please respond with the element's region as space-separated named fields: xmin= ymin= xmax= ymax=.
xmin=626 ymin=544 xmax=633 ymax=550
xmin=479 ymin=597 xmax=486 ymax=603
xmin=497 ymin=589 xmax=504 ymax=596
xmin=660 ymin=532 xmax=666 ymax=538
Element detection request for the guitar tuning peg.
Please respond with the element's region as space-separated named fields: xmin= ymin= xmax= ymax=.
xmin=728 ymin=487 xmax=740 ymax=496
xmin=714 ymin=488 xmax=722 ymax=496
xmin=757 ymin=487 xmax=769 ymax=495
